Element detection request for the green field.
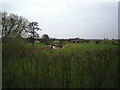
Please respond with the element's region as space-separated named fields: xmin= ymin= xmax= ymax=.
xmin=26 ymin=43 xmax=47 ymax=48
xmin=3 ymin=43 xmax=119 ymax=88
xmin=47 ymin=43 xmax=117 ymax=53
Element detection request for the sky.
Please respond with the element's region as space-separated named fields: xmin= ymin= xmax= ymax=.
xmin=0 ymin=0 xmax=119 ymax=39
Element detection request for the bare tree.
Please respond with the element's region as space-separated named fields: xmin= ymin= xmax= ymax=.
xmin=1 ymin=12 xmax=30 ymax=39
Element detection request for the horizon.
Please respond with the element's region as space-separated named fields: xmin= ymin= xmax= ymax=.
xmin=34 ymin=36 xmax=119 ymax=40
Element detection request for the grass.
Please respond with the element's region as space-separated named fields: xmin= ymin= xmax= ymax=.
xmin=45 ymin=43 xmax=118 ymax=54
xmin=26 ymin=43 xmax=47 ymax=48
xmin=2 ymin=42 xmax=119 ymax=88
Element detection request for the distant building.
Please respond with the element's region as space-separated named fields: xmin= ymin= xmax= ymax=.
xmin=69 ymin=38 xmax=84 ymax=43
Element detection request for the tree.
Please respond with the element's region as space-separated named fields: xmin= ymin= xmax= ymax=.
xmin=28 ymin=22 xmax=41 ymax=47
xmin=41 ymin=34 xmax=49 ymax=45
xmin=1 ymin=12 xmax=30 ymax=40
xmin=0 ymin=12 xmax=42 ymax=46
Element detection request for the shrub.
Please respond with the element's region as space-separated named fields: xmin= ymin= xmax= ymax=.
xmin=2 ymin=36 xmax=27 ymax=60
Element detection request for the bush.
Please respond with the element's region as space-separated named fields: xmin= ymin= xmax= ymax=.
xmin=2 ymin=36 xmax=27 ymax=60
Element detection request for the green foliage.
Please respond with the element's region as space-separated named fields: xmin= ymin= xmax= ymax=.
xmin=2 ymin=43 xmax=119 ymax=88
xmin=2 ymin=36 xmax=27 ymax=60
xmin=53 ymin=41 xmax=59 ymax=44
xmin=41 ymin=38 xmax=49 ymax=45
xmin=26 ymin=37 xmax=33 ymax=43
xmin=41 ymin=34 xmax=49 ymax=45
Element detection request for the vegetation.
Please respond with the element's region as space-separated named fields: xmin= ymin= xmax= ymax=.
xmin=2 ymin=36 xmax=27 ymax=60
xmin=1 ymin=12 xmax=29 ymax=41
xmin=0 ymin=12 xmax=41 ymax=45
xmin=2 ymin=42 xmax=119 ymax=88
xmin=28 ymin=22 xmax=41 ymax=47
xmin=41 ymin=34 xmax=50 ymax=45
xmin=1 ymin=12 xmax=119 ymax=88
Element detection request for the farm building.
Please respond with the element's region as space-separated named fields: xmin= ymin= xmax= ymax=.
xmin=69 ymin=38 xmax=84 ymax=43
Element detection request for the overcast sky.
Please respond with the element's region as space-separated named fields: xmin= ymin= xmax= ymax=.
xmin=0 ymin=0 xmax=119 ymax=39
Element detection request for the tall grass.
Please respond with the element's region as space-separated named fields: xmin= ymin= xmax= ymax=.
xmin=2 ymin=43 xmax=119 ymax=88
xmin=2 ymin=36 xmax=27 ymax=60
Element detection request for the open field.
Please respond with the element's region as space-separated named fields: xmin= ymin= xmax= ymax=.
xmin=3 ymin=43 xmax=119 ymax=88
xmin=47 ymin=43 xmax=118 ymax=52
xmin=26 ymin=43 xmax=47 ymax=48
